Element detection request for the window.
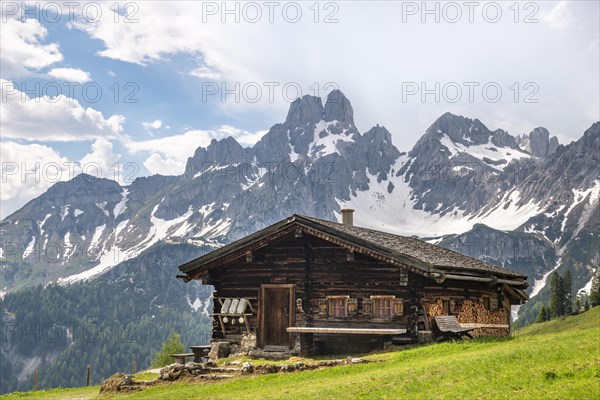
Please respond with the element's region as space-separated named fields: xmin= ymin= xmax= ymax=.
xmin=482 ymin=296 xmax=490 ymax=311
xmin=327 ymin=296 xmax=349 ymax=318
xmin=442 ymin=300 xmax=451 ymax=315
xmin=371 ymin=296 xmax=395 ymax=318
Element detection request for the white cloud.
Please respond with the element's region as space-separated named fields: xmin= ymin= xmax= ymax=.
xmin=0 ymin=17 xmax=63 ymax=77
xmin=48 ymin=67 xmax=92 ymax=83
xmin=142 ymin=119 xmax=163 ymax=131
xmin=142 ymin=153 xmax=186 ymax=176
xmin=190 ymin=66 xmax=222 ymax=80
xmin=72 ymin=2 xmax=599 ymax=148
xmin=0 ymin=79 xmax=125 ymax=141
xmin=544 ymin=1 xmax=572 ymax=30
xmin=0 ymin=139 xmax=123 ymax=219
xmin=0 ymin=142 xmax=70 ymax=218
xmin=124 ymin=125 xmax=266 ymax=175
xmin=80 ymin=138 xmax=123 ymax=182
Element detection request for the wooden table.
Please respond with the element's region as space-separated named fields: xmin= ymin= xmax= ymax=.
xmin=190 ymin=345 xmax=211 ymax=363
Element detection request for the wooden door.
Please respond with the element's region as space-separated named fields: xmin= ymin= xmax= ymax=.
xmin=259 ymin=284 xmax=294 ymax=348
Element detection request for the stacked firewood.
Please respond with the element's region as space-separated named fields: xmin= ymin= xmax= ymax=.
xmin=457 ymin=300 xmax=509 ymax=337
xmin=426 ymin=303 xmax=443 ymax=328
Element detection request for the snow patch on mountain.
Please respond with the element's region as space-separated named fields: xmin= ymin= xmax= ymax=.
xmin=530 ymin=258 xmax=562 ymax=298
xmin=578 ymin=271 xmax=595 ymax=295
xmin=339 ymin=163 xmax=542 ymax=237
xmin=310 ymin=120 xmax=354 ymax=158
xmin=114 ymin=189 xmax=129 ymax=218
xmin=60 ymin=205 xmax=70 ymax=221
xmin=439 ymin=135 xmax=530 ymax=170
xmin=96 ymin=202 xmax=109 ymax=217
xmin=23 ymin=237 xmax=36 ymax=259
xmin=89 ymin=224 xmax=106 ymax=252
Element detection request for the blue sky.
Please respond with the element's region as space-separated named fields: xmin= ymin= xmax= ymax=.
xmin=1 ymin=1 xmax=599 ymax=218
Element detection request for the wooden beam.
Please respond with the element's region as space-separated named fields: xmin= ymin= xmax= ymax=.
xmin=286 ymin=327 xmax=407 ymax=335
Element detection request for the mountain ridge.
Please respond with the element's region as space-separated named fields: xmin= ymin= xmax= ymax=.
xmin=1 ymin=92 xmax=598 ymax=329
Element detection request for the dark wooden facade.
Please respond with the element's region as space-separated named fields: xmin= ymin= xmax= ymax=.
xmin=178 ymin=214 xmax=528 ymax=355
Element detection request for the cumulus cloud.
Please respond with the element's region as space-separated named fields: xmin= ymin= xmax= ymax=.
xmin=0 ymin=17 xmax=63 ymax=77
xmin=1 ymin=142 xmax=71 ymax=218
xmin=142 ymin=153 xmax=186 ymax=176
xmin=0 ymin=79 xmax=125 ymax=141
xmin=48 ymin=67 xmax=92 ymax=83
xmin=142 ymin=119 xmax=163 ymax=133
xmin=80 ymin=138 xmax=123 ymax=181
xmin=0 ymin=139 xmax=123 ymax=218
xmin=124 ymin=125 xmax=266 ymax=175
xmin=71 ymin=2 xmax=599 ymax=148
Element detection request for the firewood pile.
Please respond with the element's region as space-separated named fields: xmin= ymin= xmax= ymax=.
xmin=457 ymin=300 xmax=509 ymax=337
xmin=426 ymin=303 xmax=443 ymax=327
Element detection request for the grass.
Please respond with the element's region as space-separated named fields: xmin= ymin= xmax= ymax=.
xmin=4 ymin=307 xmax=599 ymax=399
xmin=0 ymin=386 xmax=100 ymax=399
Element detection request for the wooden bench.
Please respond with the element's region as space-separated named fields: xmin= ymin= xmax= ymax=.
xmin=170 ymin=353 xmax=195 ymax=365
xmin=286 ymin=327 xmax=406 ymax=335
xmin=434 ymin=316 xmax=474 ymax=341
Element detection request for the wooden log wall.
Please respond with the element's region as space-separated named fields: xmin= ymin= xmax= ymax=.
xmin=204 ymin=232 xmax=513 ymax=343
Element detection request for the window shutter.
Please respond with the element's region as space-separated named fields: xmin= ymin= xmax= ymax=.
xmin=318 ymin=299 xmax=328 ymax=318
xmin=347 ymin=298 xmax=358 ymax=316
xmin=393 ymin=298 xmax=404 ymax=316
xmin=362 ymin=298 xmax=372 ymax=318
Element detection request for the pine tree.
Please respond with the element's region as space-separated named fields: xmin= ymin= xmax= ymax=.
xmin=563 ymin=270 xmax=573 ymax=314
xmin=590 ymin=266 xmax=600 ymax=307
xmin=536 ymin=305 xmax=548 ymax=323
xmin=549 ymin=271 xmax=563 ymax=317
xmin=150 ymin=331 xmax=184 ymax=368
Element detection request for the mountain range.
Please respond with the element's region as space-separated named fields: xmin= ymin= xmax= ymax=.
xmin=1 ymin=90 xmax=598 ymax=391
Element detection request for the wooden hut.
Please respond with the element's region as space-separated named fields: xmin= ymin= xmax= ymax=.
xmin=177 ymin=210 xmax=528 ymax=355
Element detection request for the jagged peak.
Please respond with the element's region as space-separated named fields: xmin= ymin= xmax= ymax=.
xmin=285 ymin=95 xmax=324 ymax=127
xmin=519 ymin=126 xmax=559 ymax=158
xmin=324 ymin=89 xmax=354 ymax=125
xmin=417 ymin=112 xmax=522 ymax=151
xmin=363 ymin=124 xmax=393 ymax=144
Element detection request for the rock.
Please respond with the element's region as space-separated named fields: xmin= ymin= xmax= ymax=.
xmin=324 ymin=90 xmax=354 ymax=125
xmin=209 ymin=342 xmax=230 ymax=360
xmin=241 ymin=362 xmax=254 ymax=374
xmin=100 ymin=373 xmax=142 ymax=393
xmin=285 ymin=95 xmax=324 ymax=127
xmin=519 ymin=127 xmax=559 ymax=158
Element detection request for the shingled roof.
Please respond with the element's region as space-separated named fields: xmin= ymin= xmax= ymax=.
xmin=178 ymin=214 xmax=527 ymax=285
xmin=301 ymin=216 xmax=525 ymax=278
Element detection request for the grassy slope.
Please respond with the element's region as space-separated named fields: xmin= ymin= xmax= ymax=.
xmin=4 ymin=307 xmax=599 ymax=400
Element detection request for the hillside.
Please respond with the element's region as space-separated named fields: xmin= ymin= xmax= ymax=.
xmin=4 ymin=307 xmax=599 ymax=399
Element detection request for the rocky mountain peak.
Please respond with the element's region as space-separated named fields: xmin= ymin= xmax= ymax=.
xmin=285 ymin=95 xmax=324 ymax=127
xmin=324 ymin=89 xmax=354 ymax=125
xmin=184 ymin=136 xmax=249 ymax=177
xmin=519 ymin=127 xmax=559 ymax=158
xmin=414 ymin=112 xmax=522 ymax=151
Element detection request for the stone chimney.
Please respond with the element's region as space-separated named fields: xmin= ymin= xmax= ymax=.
xmin=341 ymin=209 xmax=354 ymax=226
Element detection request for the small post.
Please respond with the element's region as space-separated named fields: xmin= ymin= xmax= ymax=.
xmin=86 ymin=365 xmax=90 ymax=386
xmin=33 ymin=369 xmax=38 ymax=392
xmin=132 ymin=360 xmax=137 ymax=374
